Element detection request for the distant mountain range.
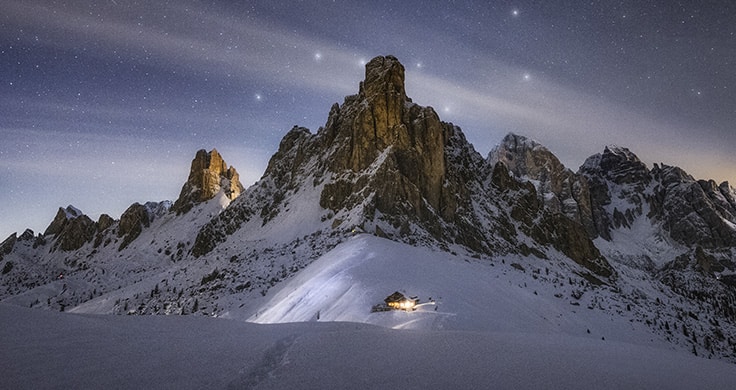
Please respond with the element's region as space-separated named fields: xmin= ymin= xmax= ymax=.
xmin=2 ymin=55 xmax=735 ymax=362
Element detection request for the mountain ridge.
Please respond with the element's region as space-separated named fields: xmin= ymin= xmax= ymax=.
xmin=2 ymin=55 xmax=736 ymax=363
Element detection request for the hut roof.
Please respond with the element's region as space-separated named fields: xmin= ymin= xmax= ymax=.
xmin=385 ymin=291 xmax=406 ymax=304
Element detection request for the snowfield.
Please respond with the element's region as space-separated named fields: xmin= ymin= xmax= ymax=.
xmin=249 ymin=235 xmax=624 ymax=335
xmin=3 ymin=302 xmax=736 ymax=389
xmin=3 ymin=235 xmax=736 ymax=389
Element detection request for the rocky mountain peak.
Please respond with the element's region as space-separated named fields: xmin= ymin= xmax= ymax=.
xmin=359 ymin=55 xmax=407 ymax=102
xmin=117 ymin=201 xmax=171 ymax=251
xmin=489 ymin=133 xmax=561 ymax=179
xmin=195 ymin=55 xmax=478 ymax=255
xmin=317 ymin=55 xmax=447 ymax=214
xmin=193 ymin=55 xmax=455 ymax=256
xmin=646 ymin=164 xmax=736 ymax=249
xmin=193 ymin=55 xmax=614 ymax=278
xmin=172 ymin=148 xmax=243 ymax=214
xmin=720 ymin=181 xmax=735 ymax=205
xmin=579 ymin=146 xmax=651 ymax=240
xmin=651 ymin=163 xmax=693 ymax=187
xmin=43 ymin=205 xmax=84 ymax=236
xmin=320 ymin=55 xmax=431 ymax=172
xmin=489 ymin=133 xmax=596 ymax=236
xmin=581 ymin=145 xmax=649 ymax=185
xmin=42 ymin=205 xmax=96 ymax=252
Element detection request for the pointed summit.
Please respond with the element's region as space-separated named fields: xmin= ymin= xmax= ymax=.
xmin=359 ymin=55 xmax=407 ymax=102
xmin=581 ymin=145 xmax=649 ymax=185
xmin=489 ymin=133 xmax=596 ymax=236
xmin=319 ymin=55 xmax=447 ymax=213
xmin=320 ymin=55 xmax=429 ymax=173
xmin=193 ymin=55 xmax=613 ymax=278
xmin=195 ymin=55 xmax=461 ymax=255
xmin=172 ymin=149 xmax=243 ymax=214
xmin=43 ymin=205 xmax=96 ymax=251
xmin=44 ymin=205 xmax=84 ymax=236
xmin=488 ymin=133 xmax=557 ymax=175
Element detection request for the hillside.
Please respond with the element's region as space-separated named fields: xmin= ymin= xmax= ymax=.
xmin=2 ymin=55 xmax=736 ymax=373
xmin=3 ymin=239 xmax=736 ymax=389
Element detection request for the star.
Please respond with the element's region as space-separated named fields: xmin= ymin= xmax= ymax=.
xmin=0 ymin=0 xmax=734 ymax=243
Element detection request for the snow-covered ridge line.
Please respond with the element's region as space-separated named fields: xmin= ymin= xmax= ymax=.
xmin=2 ymin=55 xmax=736 ymax=372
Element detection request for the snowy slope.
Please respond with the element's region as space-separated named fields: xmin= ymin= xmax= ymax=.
xmin=3 ymin=303 xmax=736 ymax=390
xmin=246 ymin=235 xmax=668 ymax=346
xmin=33 ymin=230 xmax=736 ymax=363
xmin=594 ymin=212 xmax=683 ymax=271
xmin=0 ymin=193 xmax=230 ymax=311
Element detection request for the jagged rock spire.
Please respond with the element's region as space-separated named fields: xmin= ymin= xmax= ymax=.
xmin=192 ymin=55 xmax=614 ymax=278
xmin=172 ymin=149 xmax=243 ymax=214
xmin=319 ymin=55 xmax=447 ymax=213
xmin=195 ymin=55 xmax=461 ymax=256
xmin=44 ymin=205 xmax=83 ymax=236
xmin=581 ymin=145 xmax=650 ymax=185
xmin=43 ymin=205 xmax=96 ymax=252
xmin=322 ymin=55 xmax=418 ymax=172
xmin=359 ymin=55 xmax=407 ymax=103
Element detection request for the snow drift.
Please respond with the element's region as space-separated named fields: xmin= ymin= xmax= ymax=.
xmin=3 ymin=301 xmax=736 ymax=389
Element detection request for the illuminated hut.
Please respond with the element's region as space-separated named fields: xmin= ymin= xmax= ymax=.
xmin=384 ymin=291 xmax=418 ymax=311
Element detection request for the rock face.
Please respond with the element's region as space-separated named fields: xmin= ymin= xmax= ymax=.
xmin=192 ymin=55 xmax=613 ymax=278
xmin=579 ymin=146 xmax=651 ymax=240
xmin=578 ymin=145 xmax=736 ymax=250
xmin=118 ymin=201 xmax=171 ymax=250
xmin=649 ymin=165 xmax=736 ymax=249
xmin=172 ymin=149 xmax=243 ymax=214
xmin=118 ymin=203 xmax=151 ymax=250
xmin=319 ymin=55 xmax=452 ymax=226
xmin=489 ymin=161 xmax=610 ymax=276
xmin=93 ymin=214 xmax=115 ymax=248
xmin=44 ymin=205 xmax=83 ymax=236
xmin=489 ymin=133 xmax=596 ymax=237
xmin=43 ymin=206 xmax=97 ymax=252
xmin=0 ymin=233 xmax=16 ymax=261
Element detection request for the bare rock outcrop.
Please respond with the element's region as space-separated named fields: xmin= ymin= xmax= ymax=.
xmin=320 ymin=55 xmax=447 ymax=217
xmin=649 ymin=165 xmax=736 ymax=248
xmin=193 ymin=55 xmax=616 ymax=280
xmin=491 ymin=161 xmax=612 ymax=277
xmin=0 ymin=233 xmax=16 ymax=262
xmin=489 ymin=133 xmax=596 ymax=237
xmin=42 ymin=206 xmax=97 ymax=252
xmin=579 ymin=146 xmax=651 ymax=240
xmin=117 ymin=201 xmax=171 ymax=251
xmin=172 ymin=149 xmax=243 ymax=214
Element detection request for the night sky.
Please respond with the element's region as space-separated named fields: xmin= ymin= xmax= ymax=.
xmin=2 ymin=0 xmax=735 ymax=239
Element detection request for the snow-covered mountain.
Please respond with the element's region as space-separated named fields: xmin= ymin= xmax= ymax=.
xmin=2 ymin=55 xmax=736 ymax=374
